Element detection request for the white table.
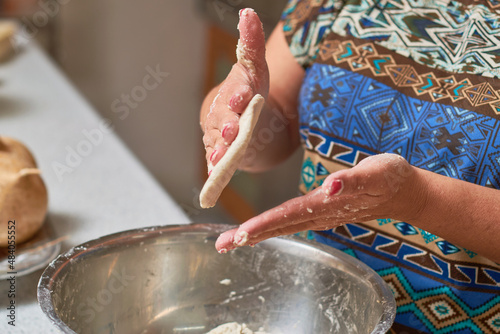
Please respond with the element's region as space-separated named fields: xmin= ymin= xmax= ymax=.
xmin=0 ymin=41 xmax=191 ymax=333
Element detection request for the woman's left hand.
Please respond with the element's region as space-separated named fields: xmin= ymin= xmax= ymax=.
xmin=215 ymin=153 xmax=428 ymax=253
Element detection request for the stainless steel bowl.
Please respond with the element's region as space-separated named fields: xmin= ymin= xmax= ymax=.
xmin=38 ymin=224 xmax=396 ymax=334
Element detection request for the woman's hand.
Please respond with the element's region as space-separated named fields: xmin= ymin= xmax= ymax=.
xmin=215 ymin=153 xmax=428 ymax=252
xmin=201 ymin=8 xmax=269 ymax=175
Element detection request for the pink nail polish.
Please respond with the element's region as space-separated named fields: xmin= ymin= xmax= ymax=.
xmin=327 ymin=179 xmax=344 ymax=196
xmin=229 ymin=95 xmax=242 ymax=109
xmin=210 ymin=150 xmax=218 ymax=162
xmin=218 ymin=248 xmax=227 ymax=254
xmin=208 ymin=169 xmax=212 ymax=177
xmin=221 ymin=124 xmax=230 ymax=139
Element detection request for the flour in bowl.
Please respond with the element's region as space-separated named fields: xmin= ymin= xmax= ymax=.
xmin=205 ymin=322 xmax=268 ymax=334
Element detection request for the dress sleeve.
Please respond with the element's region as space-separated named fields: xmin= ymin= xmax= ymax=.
xmin=281 ymin=0 xmax=345 ymax=68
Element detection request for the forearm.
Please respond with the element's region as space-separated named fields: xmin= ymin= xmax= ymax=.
xmin=408 ymin=167 xmax=500 ymax=263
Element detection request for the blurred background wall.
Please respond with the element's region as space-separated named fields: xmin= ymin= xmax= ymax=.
xmin=1 ymin=0 xmax=302 ymax=223
xmin=58 ymin=0 xmax=207 ymax=217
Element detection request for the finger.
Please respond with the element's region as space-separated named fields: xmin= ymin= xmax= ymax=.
xmin=204 ymin=105 xmax=239 ymax=134
xmin=322 ymin=171 xmax=353 ymax=197
xmin=218 ymin=84 xmax=253 ymax=146
xmin=202 ymin=130 xmax=216 ymax=150
xmin=237 ymin=8 xmax=267 ymax=76
xmin=228 ymin=85 xmax=253 ymax=115
xmin=322 ymin=153 xmax=410 ymax=197
xmin=237 ymin=207 xmax=356 ymax=246
xmin=204 ymin=83 xmax=253 ymax=149
xmin=217 ymin=191 xmax=379 ymax=250
xmin=231 ymin=189 xmax=335 ymax=245
xmin=209 ymin=140 xmax=230 ymax=166
xmin=215 ymin=228 xmax=238 ymax=253
xmin=246 ymin=209 xmax=380 ymax=246
xmin=243 ymin=218 xmax=335 ymax=246
xmin=232 ymin=190 xmax=383 ymax=246
xmin=322 ymin=155 xmax=380 ymax=196
xmin=203 ymin=129 xmax=230 ymax=169
xmin=203 ymin=107 xmax=241 ymax=167
xmin=204 ymin=143 xmax=227 ymax=172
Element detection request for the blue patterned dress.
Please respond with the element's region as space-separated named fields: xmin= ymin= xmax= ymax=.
xmin=281 ymin=0 xmax=500 ymax=332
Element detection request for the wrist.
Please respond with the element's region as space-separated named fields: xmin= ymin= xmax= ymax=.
xmin=396 ymin=165 xmax=430 ymax=225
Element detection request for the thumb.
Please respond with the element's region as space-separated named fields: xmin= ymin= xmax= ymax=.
xmin=322 ymin=157 xmax=376 ymax=197
xmin=237 ymin=9 xmax=267 ymax=79
xmin=321 ymin=154 xmax=411 ymax=197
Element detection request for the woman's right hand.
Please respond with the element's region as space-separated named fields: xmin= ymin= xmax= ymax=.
xmin=201 ymin=8 xmax=269 ymax=175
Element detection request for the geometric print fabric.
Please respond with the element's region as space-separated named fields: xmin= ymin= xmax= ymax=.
xmin=297 ymin=133 xmax=500 ymax=332
xmin=330 ymin=0 xmax=500 ymax=78
xmin=316 ymin=36 xmax=500 ymax=119
xmin=283 ymin=0 xmax=500 ymax=78
xmin=314 ymin=230 xmax=500 ymax=334
xmin=300 ymin=63 xmax=500 ymax=189
xmin=282 ymin=0 xmax=500 ymax=332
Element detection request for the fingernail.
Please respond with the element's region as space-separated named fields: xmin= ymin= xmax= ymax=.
xmin=221 ymin=124 xmax=230 ymax=139
xmin=326 ymin=179 xmax=343 ymax=196
xmin=208 ymin=169 xmax=212 ymax=177
xmin=229 ymin=94 xmax=243 ymax=110
xmin=218 ymin=248 xmax=228 ymax=254
xmin=210 ymin=150 xmax=218 ymax=162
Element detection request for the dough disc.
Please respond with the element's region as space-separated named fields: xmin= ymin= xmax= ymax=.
xmin=199 ymin=94 xmax=265 ymax=209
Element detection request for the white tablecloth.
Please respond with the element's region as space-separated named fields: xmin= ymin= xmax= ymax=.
xmin=0 ymin=41 xmax=190 ymax=333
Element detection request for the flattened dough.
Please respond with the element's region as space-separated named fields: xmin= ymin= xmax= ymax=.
xmin=199 ymin=94 xmax=265 ymax=208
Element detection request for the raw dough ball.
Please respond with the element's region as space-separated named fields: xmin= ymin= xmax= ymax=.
xmin=0 ymin=137 xmax=48 ymax=246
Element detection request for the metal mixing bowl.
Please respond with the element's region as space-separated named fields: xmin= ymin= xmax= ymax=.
xmin=38 ymin=224 xmax=395 ymax=334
